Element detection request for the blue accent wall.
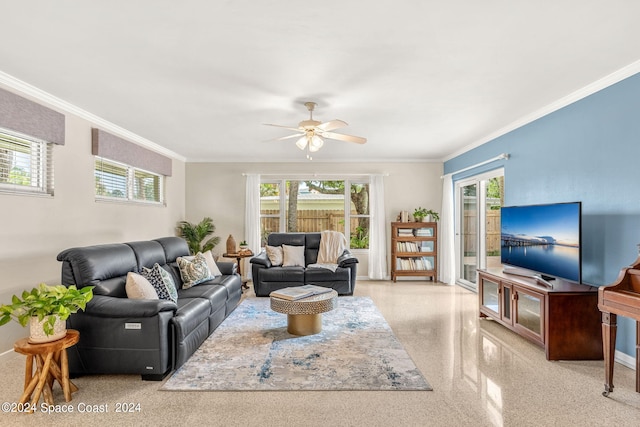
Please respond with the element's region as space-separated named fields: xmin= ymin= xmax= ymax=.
xmin=444 ymin=72 xmax=640 ymax=357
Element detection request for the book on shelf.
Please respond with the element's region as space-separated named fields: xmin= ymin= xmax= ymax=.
xmin=414 ymin=228 xmax=433 ymax=237
xmin=397 ymin=241 xmax=419 ymax=252
xmin=397 ymin=228 xmax=414 ymax=237
xmin=396 ymin=257 xmax=434 ymax=271
xmin=270 ymin=285 xmax=333 ymax=301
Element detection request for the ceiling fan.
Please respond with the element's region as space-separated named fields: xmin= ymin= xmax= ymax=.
xmin=264 ymin=102 xmax=366 ymax=159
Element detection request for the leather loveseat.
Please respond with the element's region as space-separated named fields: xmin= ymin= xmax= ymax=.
xmin=56 ymin=237 xmax=242 ymax=380
xmin=250 ymin=232 xmax=358 ymax=297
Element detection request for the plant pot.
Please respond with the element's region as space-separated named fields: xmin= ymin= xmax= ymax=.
xmin=239 ymin=245 xmax=248 ymax=250
xmin=29 ymin=315 xmax=67 ymax=344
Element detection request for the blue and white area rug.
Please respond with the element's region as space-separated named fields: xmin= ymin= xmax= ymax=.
xmin=162 ymin=296 xmax=431 ymax=391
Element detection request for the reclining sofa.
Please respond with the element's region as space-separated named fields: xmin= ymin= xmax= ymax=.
xmin=56 ymin=236 xmax=242 ymax=380
xmin=250 ymin=232 xmax=358 ymax=297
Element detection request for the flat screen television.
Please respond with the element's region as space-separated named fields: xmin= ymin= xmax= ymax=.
xmin=500 ymin=202 xmax=582 ymax=284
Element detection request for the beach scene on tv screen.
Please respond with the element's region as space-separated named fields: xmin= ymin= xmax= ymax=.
xmin=500 ymin=203 xmax=580 ymax=282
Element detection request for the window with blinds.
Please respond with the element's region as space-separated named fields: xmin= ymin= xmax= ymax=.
xmin=0 ymin=130 xmax=54 ymax=196
xmin=95 ymin=156 xmax=164 ymax=204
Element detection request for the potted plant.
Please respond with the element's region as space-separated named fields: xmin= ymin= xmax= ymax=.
xmin=239 ymin=240 xmax=248 ymax=250
xmin=413 ymin=207 xmax=428 ymax=222
xmin=0 ymin=283 xmax=94 ymax=343
xmin=426 ymin=209 xmax=440 ymax=222
xmin=177 ymin=216 xmax=221 ymax=255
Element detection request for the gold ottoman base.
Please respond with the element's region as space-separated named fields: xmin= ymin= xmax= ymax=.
xmin=288 ymin=313 xmax=322 ymax=336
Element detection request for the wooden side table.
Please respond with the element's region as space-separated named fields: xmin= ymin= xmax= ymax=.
xmin=223 ymin=251 xmax=253 ymax=290
xmin=13 ymin=329 xmax=80 ymax=410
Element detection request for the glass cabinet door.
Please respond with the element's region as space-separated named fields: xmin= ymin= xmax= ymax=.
xmin=480 ymin=277 xmax=500 ymax=316
xmin=501 ymin=283 xmax=512 ymax=325
xmin=514 ymin=288 xmax=544 ymax=343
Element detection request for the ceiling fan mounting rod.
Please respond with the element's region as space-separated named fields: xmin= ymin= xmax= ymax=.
xmin=304 ymin=101 xmax=316 ymax=120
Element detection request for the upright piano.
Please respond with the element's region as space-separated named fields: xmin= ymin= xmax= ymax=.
xmin=598 ymin=253 xmax=640 ymax=397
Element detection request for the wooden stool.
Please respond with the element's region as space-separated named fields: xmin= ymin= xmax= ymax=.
xmin=14 ymin=329 xmax=80 ymax=411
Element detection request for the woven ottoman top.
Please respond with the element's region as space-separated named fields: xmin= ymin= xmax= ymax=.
xmin=270 ymin=289 xmax=338 ymax=315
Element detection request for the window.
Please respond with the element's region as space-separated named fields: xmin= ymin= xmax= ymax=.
xmin=0 ymin=130 xmax=54 ymax=196
xmin=259 ymin=178 xmax=370 ymax=249
xmin=95 ymin=156 xmax=164 ymax=204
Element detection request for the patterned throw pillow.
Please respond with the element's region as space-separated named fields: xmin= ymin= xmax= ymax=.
xmin=265 ymin=245 xmax=283 ymax=266
xmin=177 ymin=252 xmax=214 ymax=289
xmin=141 ymin=263 xmax=178 ymax=303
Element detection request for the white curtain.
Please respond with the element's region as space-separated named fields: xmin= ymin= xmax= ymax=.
xmin=368 ymin=174 xmax=387 ymax=280
xmin=440 ymin=173 xmax=455 ymax=285
xmin=244 ymin=174 xmax=261 ymax=281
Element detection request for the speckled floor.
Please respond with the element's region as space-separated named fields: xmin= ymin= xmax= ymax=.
xmin=0 ymin=281 xmax=638 ymax=426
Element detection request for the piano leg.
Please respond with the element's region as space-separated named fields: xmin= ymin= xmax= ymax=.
xmin=601 ymin=312 xmax=617 ymax=397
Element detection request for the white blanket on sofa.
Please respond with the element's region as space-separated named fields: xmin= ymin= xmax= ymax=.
xmin=308 ymin=230 xmax=348 ymax=272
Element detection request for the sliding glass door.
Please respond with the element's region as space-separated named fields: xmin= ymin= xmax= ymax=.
xmin=455 ymin=170 xmax=504 ymax=291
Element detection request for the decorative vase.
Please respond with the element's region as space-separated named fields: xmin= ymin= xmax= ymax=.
xmin=226 ymin=234 xmax=237 ymax=254
xmin=29 ymin=315 xmax=67 ymax=344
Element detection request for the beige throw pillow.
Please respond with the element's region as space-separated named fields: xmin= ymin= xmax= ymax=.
xmin=201 ymin=250 xmax=222 ymax=277
xmin=265 ymin=245 xmax=284 ymax=266
xmin=125 ymin=272 xmax=159 ymax=300
xmin=282 ymin=244 xmax=305 ymax=267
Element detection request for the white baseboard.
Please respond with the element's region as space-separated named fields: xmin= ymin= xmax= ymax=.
xmin=615 ymin=350 xmax=636 ymax=370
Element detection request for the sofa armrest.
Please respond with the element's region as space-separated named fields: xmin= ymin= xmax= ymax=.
xmin=85 ymin=295 xmax=177 ymax=318
xmin=250 ymin=250 xmax=272 ymax=268
xmin=216 ymin=261 xmax=238 ymax=275
xmin=338 ymin=249 xmax=359 ymax=267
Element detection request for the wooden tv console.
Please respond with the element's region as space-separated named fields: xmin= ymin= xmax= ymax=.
xmin=478 ymin=268 xmax=603 ymax=360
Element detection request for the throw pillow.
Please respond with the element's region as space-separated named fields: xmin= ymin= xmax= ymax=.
xmin=125 ymin=272 xmax=159 ymax=300
xmin=180 ymin=251 xmax=222 ymax=277
xmin=265 ymin=245 xmax=284 ymax=266
xmin=177 ymin=252 xmax=214 ymax=289
xmin=141 ymin=263 xmax=178 ymax=303
xmin=201 ymin=250 xmax=222 ymax=277
xmin=282 ymin=244 xmax=305 ymax=267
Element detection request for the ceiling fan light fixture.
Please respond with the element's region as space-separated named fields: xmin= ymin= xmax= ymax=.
xmin=309 ymin=135 xmax=324 ymax=152
xmin=295 ymin=136 xmax=308 ymax=150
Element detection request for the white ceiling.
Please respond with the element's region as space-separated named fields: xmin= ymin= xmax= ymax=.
xmin=1 ymin=1 xmax=640 ymax=163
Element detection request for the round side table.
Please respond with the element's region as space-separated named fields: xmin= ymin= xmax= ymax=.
xmin=271 ymin=290 xmax=338 ymax=335
xmin=14 ymin=329 xmax=80 ymax=410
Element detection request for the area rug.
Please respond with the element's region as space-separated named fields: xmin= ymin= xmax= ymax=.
xmin=161 ymin=296 xmax=431 ymax=391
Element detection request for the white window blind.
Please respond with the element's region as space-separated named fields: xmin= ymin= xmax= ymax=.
xmin=95 ymin=156 xmax=164 ymax=204
xmin=0 ymin=130 xmax=54 ymax=196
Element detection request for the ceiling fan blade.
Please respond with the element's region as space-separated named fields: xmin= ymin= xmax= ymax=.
xmin=316 ymin=119 xmax=348 ymax=132
xmin=266 ymin=133 xmax=304 ymax=142
xmin=321 ymin=131 xmax=367 ymax=144
xmin=263 ymin=123 xmax=303 ymax=132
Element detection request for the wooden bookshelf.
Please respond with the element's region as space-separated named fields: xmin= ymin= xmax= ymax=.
xmin=391 ymin=222 xmax=437 ymax=282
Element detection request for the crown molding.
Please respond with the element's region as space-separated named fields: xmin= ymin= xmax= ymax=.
xmin=443 ymin=60 xmax=640 ymax=162
xmin=0 ymin=71 xmax=186 ymax=162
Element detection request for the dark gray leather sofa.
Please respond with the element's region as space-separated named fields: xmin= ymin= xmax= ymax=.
xmin=250 ymin=232 xmax=358 ymax=297
xmin=56 ymin=237 xmax=242 ymax=380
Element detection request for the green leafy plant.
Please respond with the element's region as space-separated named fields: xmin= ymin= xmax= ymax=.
xmin=177 ymin=217 xmax=221 ymax=255
xmin=239 ymin=240 xmax=248 ymax=246
xmin=426 ymin=210 xmax=440 ymax=222
xmin=350 ymin=225 xmax=369 ymax=249
xmin=0 ymin=283 xmax=94 ymax=336
xmin=413 ymin=207 xmax=428 ymax=221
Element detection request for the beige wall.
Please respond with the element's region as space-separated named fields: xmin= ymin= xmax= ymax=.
xmin=0 ymin=105 xmax=186 ymax=353
xmin=186 ymin=161 xmax=443 ymax=277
